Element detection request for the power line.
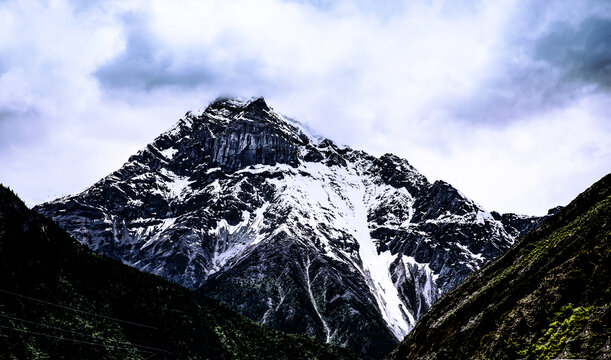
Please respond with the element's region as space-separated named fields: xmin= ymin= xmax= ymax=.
xmin=0 ymin=312 xmax=169 ymax=354
xmin=0 ymin=288 xmax=157 ymax=329
xmin=0 ymin=324 xmax=154 ymax=356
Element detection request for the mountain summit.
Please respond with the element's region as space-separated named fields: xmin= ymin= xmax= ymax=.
xmin=36 ymin=97 xmax=538 ymax=357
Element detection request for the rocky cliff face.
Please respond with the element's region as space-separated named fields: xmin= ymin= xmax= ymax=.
xmin=36 ymin=97 xmax=535 ymax=358
xmin=490 ymin=206 xmax=561 ymax=240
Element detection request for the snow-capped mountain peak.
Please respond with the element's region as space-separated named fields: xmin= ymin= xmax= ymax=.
xmin=36 ymin=97 xmax=539 ymax=358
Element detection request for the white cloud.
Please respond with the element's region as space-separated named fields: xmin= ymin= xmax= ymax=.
xmin=0 ymin=0 xmax=609 ymax=215
xmin=404 ymin=94 xmax=611 ymax=215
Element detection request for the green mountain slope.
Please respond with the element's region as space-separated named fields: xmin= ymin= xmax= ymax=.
xmin=0 ymin=184 xmax=356 ymax=360
xmin=389 ymin=174 xmax=610 ymax=360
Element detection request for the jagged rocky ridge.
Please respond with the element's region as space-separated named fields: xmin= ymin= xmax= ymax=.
xmin=389 ymin=174 xmax=610 ymax=360
xmin=36 ymin=97 xmax=539 ymax=358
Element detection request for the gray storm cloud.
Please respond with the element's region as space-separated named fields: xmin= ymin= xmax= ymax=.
xmin=535 ymin=16 xmax=611 ymax=88
xmin=449 ymin=10 xmax=611 ymax=126
xmin=0 ymin=0 xmax=609 ymax=214
xmin=93 ymin=14 xmax=216 ymax=91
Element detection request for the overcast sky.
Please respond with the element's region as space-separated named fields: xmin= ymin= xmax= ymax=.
xmin=0 ymin=0 xmax=609 ymax=215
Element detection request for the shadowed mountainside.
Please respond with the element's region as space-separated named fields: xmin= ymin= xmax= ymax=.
xmin=0 ymin=184 xmax=356 ymax=360
xmin=388 ymin=173 xmax=610 ymax=360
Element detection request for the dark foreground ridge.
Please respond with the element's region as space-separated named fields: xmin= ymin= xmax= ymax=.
xmin=0 ymin=184 xmax=357 ymax=359
xmin=388 ymin=173 xmax=611 ymax=360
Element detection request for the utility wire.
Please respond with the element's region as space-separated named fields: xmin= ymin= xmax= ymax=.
xmin=0 ymin=324 xmax=154 ymax=356
xmin=0 ymin=288 xmax=157 ymax=329
xmin=0 ymin=312 xmax=169 ymax=353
